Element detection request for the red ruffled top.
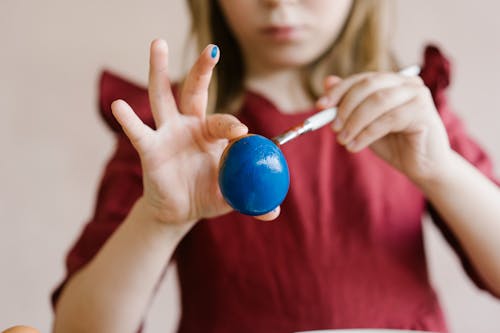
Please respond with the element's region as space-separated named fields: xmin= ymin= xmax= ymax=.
xmin=53 ymin=45 xmax=499 ymax=333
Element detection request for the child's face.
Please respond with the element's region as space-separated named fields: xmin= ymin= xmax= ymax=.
xmin=218 ymin=0 xmax=353 ymax=72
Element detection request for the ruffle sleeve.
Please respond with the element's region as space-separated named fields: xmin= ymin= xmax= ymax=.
xmin=98 ymin=70 xmax=156 ymax=131
xmin=421 ymin=45 xmax=500 ymax=298
xmin=51 ymin=71 xmax=152 ymax=309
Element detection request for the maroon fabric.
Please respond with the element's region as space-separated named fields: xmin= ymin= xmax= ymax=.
xmin=52 ymin=46 xmax=499 ymax=332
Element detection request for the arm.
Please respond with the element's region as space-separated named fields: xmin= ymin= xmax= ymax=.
xmin=318 ymin=69 xmax=500 ymax=296
xmin=53 ymin=199 xmax=194 ymax=333
xmin=53 ymin=39 xmax=254 ymax=333
xmin=417 ymin=150 xmax=500 ymax=296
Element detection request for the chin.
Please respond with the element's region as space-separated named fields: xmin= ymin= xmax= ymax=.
xmin=266 ymin=52 xmax=321 ymax=69
xmin=262 ymin=44 xmax=328 ymax=69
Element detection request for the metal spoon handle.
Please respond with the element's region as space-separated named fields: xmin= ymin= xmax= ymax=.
xmin=272 ymin=108 xmax=336 ymax=145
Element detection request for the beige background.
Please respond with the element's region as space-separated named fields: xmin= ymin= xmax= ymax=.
xmin=1 ymin=1 xmax=500 ymax=332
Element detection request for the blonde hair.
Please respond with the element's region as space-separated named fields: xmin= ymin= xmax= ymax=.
xmin=186 ymin=0 xmax=396 ymax=114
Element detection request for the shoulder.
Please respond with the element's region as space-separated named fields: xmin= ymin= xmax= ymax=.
xmin=419 ymin=44 xmax=452 ymax=109
xmin=98 ymin=69 xmax=180 ymax=132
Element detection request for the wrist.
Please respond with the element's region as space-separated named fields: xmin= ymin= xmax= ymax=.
xmin=130 ymin=197 xmax=197 ymax=240
xmin=412 ymin=149 xmax=459 ymax=194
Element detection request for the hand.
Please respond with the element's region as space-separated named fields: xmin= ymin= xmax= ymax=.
xmin=112 ymin=39 xmax=279 ymax=225
xmin=317 ymin=71 xmax=453 ymax=184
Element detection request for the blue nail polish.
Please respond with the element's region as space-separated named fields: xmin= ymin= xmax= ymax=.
xmin=211 ymin=45 xmax=218 ymax=58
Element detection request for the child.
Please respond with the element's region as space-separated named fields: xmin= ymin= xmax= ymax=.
xmin=52 ymin=1 xmax=500 ymax=332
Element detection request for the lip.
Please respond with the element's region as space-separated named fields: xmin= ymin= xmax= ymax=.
xmin=260 ymin=25 xmax=305 ymax=42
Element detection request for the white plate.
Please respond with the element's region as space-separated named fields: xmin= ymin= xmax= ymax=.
xmin=295 ymin=329 xmax=429 ymax=333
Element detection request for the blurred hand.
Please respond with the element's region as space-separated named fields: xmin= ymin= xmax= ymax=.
xmin=317 ymin=71 xmax=452 ymax=184
xmin=2 ymin=326 xmax=40 ymax=333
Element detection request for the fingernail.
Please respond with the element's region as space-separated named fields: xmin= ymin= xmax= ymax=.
xmin=326 ymin=75 xmax=341 ymax=87
xmin=317 ymin=96 xmax=330 ymax=107
xmin=333 ymin=118 xmax=343 ymax=131
xmin=211 ymin=45 xmax=219 ymax=58
xmin=338 ymin=131 xmax=348 ymax=144
xmin=231 ymin=122 xmax=246 ymax=129
xmin=154 ymin=39 xmax=167 ymax=49
xmin=346 ymin=140 xmax=357 ymax=151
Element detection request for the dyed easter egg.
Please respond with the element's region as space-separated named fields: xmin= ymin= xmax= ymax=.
xmin=218 ymin=134 xmax=290 ymax=216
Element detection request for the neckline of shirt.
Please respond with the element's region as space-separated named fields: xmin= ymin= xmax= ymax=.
xmin=242 ymin=89 xmax=320 ymax=119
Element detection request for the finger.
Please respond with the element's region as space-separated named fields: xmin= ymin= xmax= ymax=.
xmin=336 ymin=82 xmax=419 ymax=145
xmin=316 ymin=75 xmax=342 ymax=109
xmin=344 ymin=97 xmax=419 ymax=152
xmin=318 ymin=72 xmax=373 ymax=109
xmin=206 ymin=113 xmax=248 ymax=140
xmin=148 ymin=39 xmax=178 ymax=127
xmin=333 ymin=73 xmax=404 ymax=132
xmin=254 ymin=206 xmax=280 ymax=221
xmin=324 ymin=75 xmax=342 ymax=91
xmin=111 ymin=99 xmax=155 ymax=153
xmin=180 ymin=44 xmax=220 ymax=118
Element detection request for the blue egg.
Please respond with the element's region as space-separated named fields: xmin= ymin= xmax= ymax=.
xmin=218 ymin=134 xmax=290 ymax=216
